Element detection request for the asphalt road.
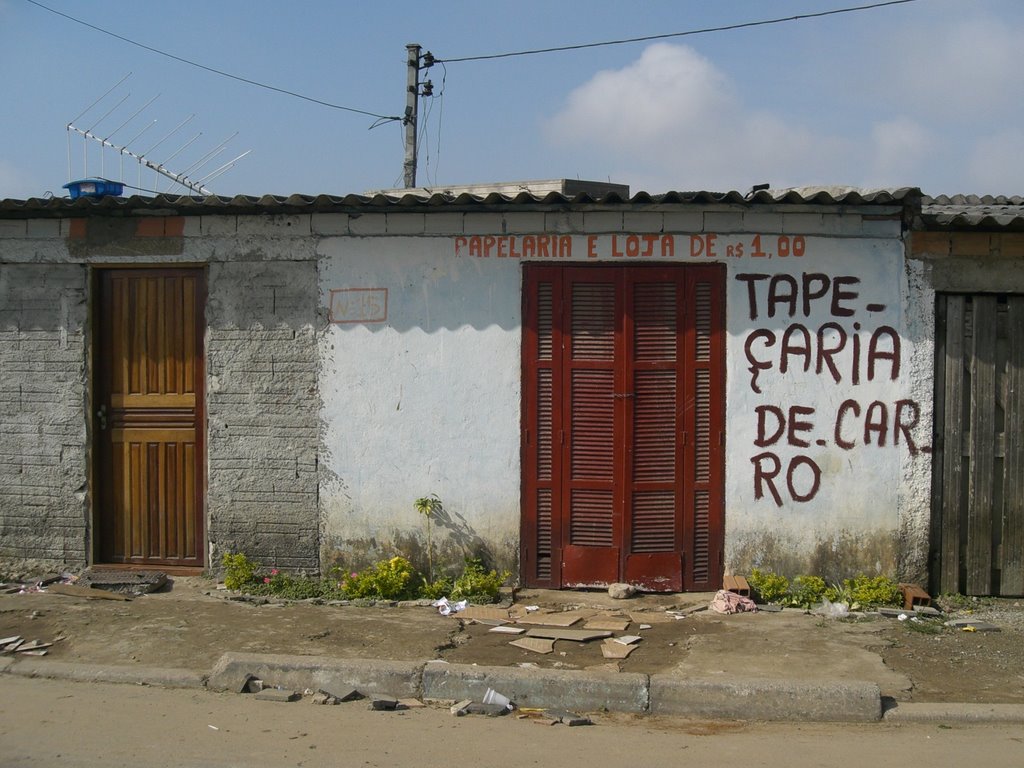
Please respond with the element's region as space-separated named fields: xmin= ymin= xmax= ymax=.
xmin=1 ymin=676 xmax=1022 ymax=768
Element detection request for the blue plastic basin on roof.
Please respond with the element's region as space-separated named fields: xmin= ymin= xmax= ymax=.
xmin=63 ymin=178 xmax=125 ymax=199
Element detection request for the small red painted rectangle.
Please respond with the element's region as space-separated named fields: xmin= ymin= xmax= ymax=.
xmin=329 ymin=288 xmax=388 ymax=324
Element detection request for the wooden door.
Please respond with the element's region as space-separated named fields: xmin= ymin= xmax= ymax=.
xmin=521 ymin=264 xmax=724 ymax=591
xmin=95 ymin=268 xmax=205 ymax=567
xmin=932 ymin=293 xmax=1023 ymax=596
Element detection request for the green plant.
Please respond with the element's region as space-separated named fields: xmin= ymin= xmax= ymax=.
xmin=255 ymin=569 xmax=346 ymax=601
xmin=221 ymin=552 xmax=260 ymax=590
xmin=847 ymin=574 xmax=902 ymax=607
xmin=341 ymin=556 xmax=417 ymax=600
xmin=748 ymin=568 xmax=790 ymax=604
xmin=449 ymin=558 xmax=509 ymax=603
xmin=414 ymin=494 xmax=442 ymax=581
xmin=787 ymin=575 xmax=827 ymax=608
xmin=825 ymin=574 xmax=901 ymax=608
xmin=420 ymin=577 xmax=453 ymax=600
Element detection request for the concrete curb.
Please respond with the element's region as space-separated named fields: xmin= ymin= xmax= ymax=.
xmin=208 ymin=652 xmax=422 ymax=699
xmin=422 ymin=661 xmax=649 ymax=713
xmin=650 ymin=676 xmax=881 ymax=722
xmin=7 ymin=659 xmax=205 ymax=689
xmin=7 ymin=653 xmax=1021 ymax=724
xmin=883 ymin=702 xmax=1024 ymax=724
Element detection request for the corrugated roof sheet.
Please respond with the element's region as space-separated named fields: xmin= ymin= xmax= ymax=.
xmin=0 ymin=187 xmax=920 ymax=218
xmin=921 ymin=194 xmax=1024 ymax=231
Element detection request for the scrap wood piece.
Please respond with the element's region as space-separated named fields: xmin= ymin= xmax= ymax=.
xmin=46 ymin=584 xmax=131 ymax=601
xmin=0 ymin=636 xmax=22 ymax=647
xmin=628 ymin=611 xmax=673 ymax=625
xmin=723 ymin=574 xmax=751 ymax=596
xmin=15 ymin=640 xmax=53 ymax=652
xmin=458 ymin=606 xmax=511 ymax=621
xmin=525 ymin=628 xmax=613 ymax=642
xmin=514 ymin=610 xmax=588 ymax=627
xmin=583 ymin=616 xmax=631 ymax=632
xmin=509 ymin=637 xmax=555 ymax=654
xmin=488 ymin=625 xmax=526 ymax=634
xmin=601 ymin=640 xmax=638 ymax=659
xmin=1 ymin=639 xmax=25 ymax=653
xmin=612 ymin=634 xmax=642 ymax=645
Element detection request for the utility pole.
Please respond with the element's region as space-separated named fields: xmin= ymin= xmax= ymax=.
xmin=403 ymin=43 xmax=421 ymax=188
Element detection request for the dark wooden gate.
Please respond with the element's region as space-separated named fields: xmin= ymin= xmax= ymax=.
xmin=932 ymin=293 xmax=1023 ymax=596
xmin=521 ymin=264 xmax=725 ymax=591
xmin=94 ymin=268 xmax=206 ymax=567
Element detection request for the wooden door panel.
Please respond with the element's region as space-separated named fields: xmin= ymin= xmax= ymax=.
xmin=561 ymin=272 xmax=621 ymax=586
xmin=521 ymin=264 xmax=724 ymax=591
xmin=521 ymin=270 xmax=562 ymax=586
xmin=933 ymin=294 xmax=1024 ymax=596
xmin=96 ymin=269 xmax=205 ymax=567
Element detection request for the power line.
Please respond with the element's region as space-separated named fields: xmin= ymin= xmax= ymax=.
xmin=24 ymin=0 xmax=401 ymax=123
xmin=435 ymin=0 xmax=921 ymax=64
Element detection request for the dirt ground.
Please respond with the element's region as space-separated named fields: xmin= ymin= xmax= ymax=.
xmin=2 ymin=577 xmax=1022 ymax=704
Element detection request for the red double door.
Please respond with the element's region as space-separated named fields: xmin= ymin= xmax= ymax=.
xmin=521 ymin=265 xmax=725 ymax=591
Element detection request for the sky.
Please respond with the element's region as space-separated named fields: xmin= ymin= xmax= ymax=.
xmin=1 ymin=0 xmax=1022 ymax=200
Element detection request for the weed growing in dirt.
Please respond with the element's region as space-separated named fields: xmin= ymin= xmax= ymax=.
xmin=221 ymin=552 xmax=259 ymax=590
xmin=748 ymin=568 xmax=790 ymax=603
xmin=341 ymin=556 xmax=418 ymax=600
xmin=220 ymin=551 xmax=509 ymax=604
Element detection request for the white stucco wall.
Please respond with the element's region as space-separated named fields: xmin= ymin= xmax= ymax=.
xmin=318 ymin=237 xmax=524 ymax=571
xmin=316 ymin=212 xmax=933 ymax=581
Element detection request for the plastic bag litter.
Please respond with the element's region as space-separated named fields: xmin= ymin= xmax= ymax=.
xmin=813 ymin=598 xmax=850 ymax=619
xmin=432 ymin=597 xmax=468 ymax=616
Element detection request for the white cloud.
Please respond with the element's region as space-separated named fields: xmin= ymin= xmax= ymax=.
xmin=546 ymin=43 xmax=866 ymax=193
xmin=866 ymin=117 xmax=939 ymax=189
xmin=0 ymin=160 xmax=36 ymax=201
xmin=965 ymin=131 xmax=1024 ymax=197
xmin=886 ymin=17 xmax=1024 ymax=121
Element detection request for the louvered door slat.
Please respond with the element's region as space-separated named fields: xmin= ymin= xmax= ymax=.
xmin=521 ymin=271 xmax=562 ymax=587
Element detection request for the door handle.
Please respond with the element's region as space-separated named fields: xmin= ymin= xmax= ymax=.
xmin=96 ymin=405 xmax=108 ymax=431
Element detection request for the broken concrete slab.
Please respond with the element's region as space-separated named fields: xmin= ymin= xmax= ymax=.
xmin=543 ymin=709 xmax=592 ymax=726
xmin=311 ymin=691 xmax=338 ymax=705
xmin=76 ymin=568 xmax=168 ymax=595
xmin=913 ymin=605 xmax=942 ymax=617
xmin=370 ymin=696 xmax=399 ymax=711
xmin=524 ymin=628 xmax=613 ymax=642
xmin=254 ymin=688 xmax=301 ymax=702
xmin=488 ymin=625 xmax=525 ymax=635
xmin=945 ymin=618 xmax=1000 ymax=632
xmin=612 ymin=635 xmax=642 ymax=645
xmin=509 ymin=637 xmax=555 ymax=655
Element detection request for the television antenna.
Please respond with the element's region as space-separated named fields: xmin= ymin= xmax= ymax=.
xmin=66 ymin=73 xmax=250 ymax=196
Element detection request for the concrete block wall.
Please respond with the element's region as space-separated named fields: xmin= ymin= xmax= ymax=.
xmin=206 ymin=259 xmax=320 ymax=571
xmin=0 ymin=264 xmax=89 ymax=569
